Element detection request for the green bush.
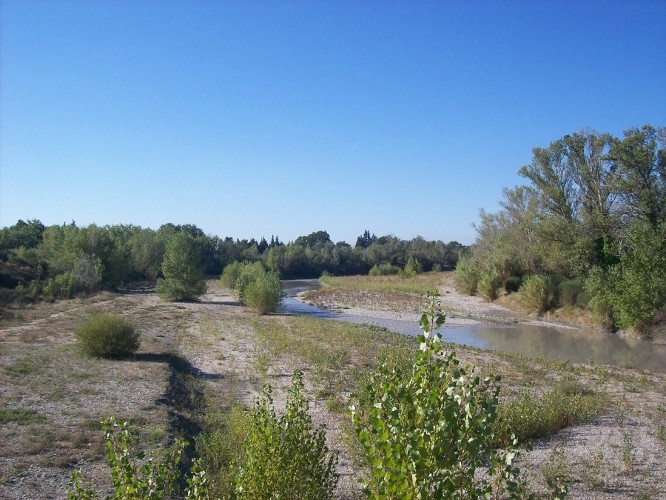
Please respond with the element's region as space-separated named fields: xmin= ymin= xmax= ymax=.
xmin=75 ymin=313 xmax=140 ymax=359
xmin=576 ymin=290 xmax=592 ymax=308
xmin=557 ymin=278 xmax=584 ymax=307
xmin=584 ymin=267 xmax=615 ymax=329
xmin=220 ymin=261 xmax=243 ymax=290
xmin=235 ymin=261 xmax=266 ymax=302
xmin=234 ymin=262 xmax=284 ymax=314
xmin=495 ymin=381 xmax=605 ymax=446
xmin=603 ymin=222 xmax=666 ymax=331
xmin=43 ymin=272 xmax=85 ymax=300
xmin=368 ymin=263 xmax=400 ymax=276
xmin=520 ymin=274 xmax=553 ymax=314
xmin=232 ymin=370 xmax=338 ymax=499
xmin=400 ymin=256 xmax=423 ymax=278
xmin=477 ymin=268 xmax=503 ymax=300
xmin=454 ymin=254 xmax=480 ymax=295
xmin=196 ymin=406 xmax=249 ymax=499
xmin=351 ymin=293 xmax=527 ymax=498
xmin=242 ymin=271 xmax=285 ymax=315
xmin=67 ymin=417 xmax=207 ymax=499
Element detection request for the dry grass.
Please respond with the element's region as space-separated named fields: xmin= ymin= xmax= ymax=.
xmin=320 ymin=271 xmax=446 ymax=295
xmin=495 ymin=292 xmax=598 ymax=326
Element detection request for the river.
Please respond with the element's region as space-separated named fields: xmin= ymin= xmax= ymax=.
xmin=280 ymin=280 xmax=666 ymax=372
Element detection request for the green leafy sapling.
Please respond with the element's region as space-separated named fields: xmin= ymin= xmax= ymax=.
xmin=351 ymin=291 xmax=533 ymax=498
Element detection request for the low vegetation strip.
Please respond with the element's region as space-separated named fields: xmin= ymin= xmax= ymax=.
xmin=0 ymin=408 xmax=46 ymax=425
xmin=304 ymin=288 xmax=426 ymax=313
xmin=319 ymin=272 xmax=446 ymax=295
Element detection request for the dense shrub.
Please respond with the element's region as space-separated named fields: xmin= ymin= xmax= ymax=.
xmin=234 ymin=261 xmax=266 ymax=302
xmin=43 ymin=266 xmax=102 ymax=300
xmin=557 ymin=278 xmax=584 ymax=307
xmin=232 ymin=262 xmax=284 ymax=314
xmin=477 ymin=269 xmax=503 ymax=300
xmin=601 ymin=222 xmax=666 ymax=331
xmin=368 ymin=263 xmax=400 ymax=276
xmin=67 ymin=417 xmax=206 ymax=499
xmin=495 ymin=381 xmax=605 ymax=446
xmin=584 ymin=267 xmax=616 ymax=329
xmin=575 ymin=289 xmax=592 ymax=308
xmin=75 ymin=313 xmax=140 ymax=359
xmin=71 ymin=254 xmax=104 ymax=293
xmin=454 ymin=254 xmax=479 ymax=295
xmin=400 ymin=256 xmax=423 ymax=278
xmin=220 ymin=261 xmax=243 ymax=289
xmin=520 ymin=274 xmax=553 ymax=314
xmin=196 ymin=406 xmax=249 ymax=499
xmin=242 ymin=271 xmax=284 ymax=315
xmin=232 ymin=370 xmax=338 ymax=499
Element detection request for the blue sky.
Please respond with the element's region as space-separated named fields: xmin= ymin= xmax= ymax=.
xmin=2 ymin=1 xmax=664 ymax=245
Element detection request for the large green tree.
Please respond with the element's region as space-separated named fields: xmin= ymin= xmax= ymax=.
xmin=461 ymin=125 xmax=665 ymax=332
xmin=156 ymin=232 xmax=207 ymax=301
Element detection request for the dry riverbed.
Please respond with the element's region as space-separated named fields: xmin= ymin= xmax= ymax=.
xmin=1 ymin=279 xmax=665 ymax=498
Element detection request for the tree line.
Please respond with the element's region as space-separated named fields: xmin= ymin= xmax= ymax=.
xmin=457 ymin=125 xmax=665 ymax=333
xmin=0 ymin=220 xmax=464 ymax=305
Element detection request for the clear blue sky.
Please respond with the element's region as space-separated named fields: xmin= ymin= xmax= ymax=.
xmin=2 ymin=1 xmax=664 ymax=245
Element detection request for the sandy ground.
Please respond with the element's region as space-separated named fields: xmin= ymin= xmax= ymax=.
xmin=0 ymin=283 xmax=363 ymax=499
xmin=1 ymin=280 xmax=665 ymax=498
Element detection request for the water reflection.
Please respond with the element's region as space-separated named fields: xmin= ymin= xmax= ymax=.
xmin=280 ymin=280 xmax=665 ymax=372
xmin=280 ymin=280 xmax=337 ymax=318
xmin=456 ymin=324 xmax=665 ymax=371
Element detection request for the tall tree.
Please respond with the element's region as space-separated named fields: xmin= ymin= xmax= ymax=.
xmin=156 ymin=232 xmax=207 ymax=301
xmin=612 ymin=125 xmax=666 ymax=229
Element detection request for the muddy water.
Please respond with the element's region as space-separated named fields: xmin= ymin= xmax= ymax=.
xmin=280 ymin=280 xmax=666 ymax=372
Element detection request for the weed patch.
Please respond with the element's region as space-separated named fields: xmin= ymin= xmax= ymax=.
xmin=4 ymin=359 xmax=40 ymax=377
xmin=496 ymin=380 xmax=606 ymax=445
xmin=0 ymin=408 xmax=46 ymax=425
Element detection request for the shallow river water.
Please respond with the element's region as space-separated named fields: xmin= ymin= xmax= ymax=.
xmin=280 ymin=280 xmax=666 ymax=373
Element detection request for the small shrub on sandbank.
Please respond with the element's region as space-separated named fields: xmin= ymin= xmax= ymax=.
xmin=232 ymin=262 xmax=284 ymax=314
xmin=75 ymin=313 xmax=140 ymax=359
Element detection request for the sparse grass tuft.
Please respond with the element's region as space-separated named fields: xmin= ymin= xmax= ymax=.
xmin=0 ymin=408 xmax=46 ymax=425
xmin=4 ymin=358 xmax=40 ymax=377
xmin=496 ymin=380 xmax=606 ymax=445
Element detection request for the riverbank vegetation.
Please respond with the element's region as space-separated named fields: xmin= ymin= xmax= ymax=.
xmin=304 ymin=272 xmax=447 ymax=313
xmin=456 ymin=125 xmax=665 ymax=335
xmin=226 ymin=261 xmax=285 ymax=315
xmin=0 ymin=220 xmax=463 ymax=319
